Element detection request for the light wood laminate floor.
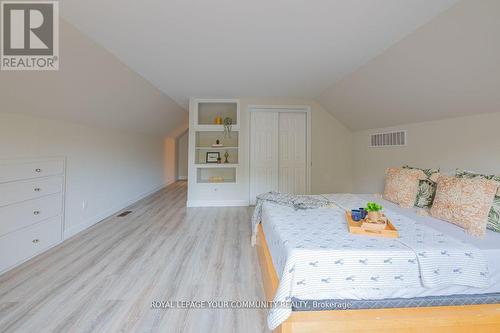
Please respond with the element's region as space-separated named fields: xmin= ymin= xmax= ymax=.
xmin=0 ymin=181 xmax=269 ymax=333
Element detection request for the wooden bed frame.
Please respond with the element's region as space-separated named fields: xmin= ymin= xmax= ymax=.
xmin=256 ymin=224 xmax=500 ymax=333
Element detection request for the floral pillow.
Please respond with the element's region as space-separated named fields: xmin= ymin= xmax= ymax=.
xmin=383 ymin=168 xmax=426 ymax=208
xmin=456 ymin=170 xmax=500 ymax=232
xmin=430 ymin=175 xmax=498 ymax=237
xmin=402 ymin=165 xmax=440 ymax=208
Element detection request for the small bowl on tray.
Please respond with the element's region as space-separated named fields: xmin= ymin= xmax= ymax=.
xmin=346 ymin=211 xmax=399 ymax=238
xmin=361 ymin=217 xmax=387 ymax=231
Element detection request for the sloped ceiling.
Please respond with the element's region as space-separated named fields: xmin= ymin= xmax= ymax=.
xmin=59 ymin=0 xmax=458 ymax=109
xmin=318 ymin=0 xmax=500 ymax=130
xmin=0 ymin=20 xmax=187 ymax=137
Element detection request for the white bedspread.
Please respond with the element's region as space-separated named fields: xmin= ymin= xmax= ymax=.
xmin=261 ymin=194 xmax=490 ymax=330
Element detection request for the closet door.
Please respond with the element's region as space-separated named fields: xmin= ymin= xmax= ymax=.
xmin=250 ymin=112 xmax=279 ymax=204
xmin=279 ymin=112 xmax=306 ymax=195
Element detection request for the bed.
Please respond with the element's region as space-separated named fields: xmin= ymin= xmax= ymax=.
xmin=255 ymin=194 xmax=500 ymax=333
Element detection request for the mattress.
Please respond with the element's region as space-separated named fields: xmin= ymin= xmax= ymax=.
xmin=292 ymin=293 xmax=500 ymax=311
xmin=352 ymin=194 xmax=500 ymax=299
xmin=261 ymin=194 xmax=500 ymax=301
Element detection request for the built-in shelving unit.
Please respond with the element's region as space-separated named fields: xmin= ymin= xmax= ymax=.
xmin=188 ymin=98 xmax=245 ymax=206
xmin=190 ymin=99 xmax=240 ymax=185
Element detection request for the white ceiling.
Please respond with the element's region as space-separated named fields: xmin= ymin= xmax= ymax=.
xmin=0 ymin=20 xmax=187 ymax=137
xmin=60 ymin=0 xmax=458 ymax=109
xmin=318 ymin=0 xmax=500 ymax=130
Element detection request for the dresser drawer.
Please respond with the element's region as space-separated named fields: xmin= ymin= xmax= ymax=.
xmin=0 ymin=176 xmax=64 ymax=207
xmin=0 ymin=159 xmax=64 ymax=183
xmin=0 ymin=194 xmax=64 ymax=236
xmin=0 ymin=216 xmax=62 ymax=273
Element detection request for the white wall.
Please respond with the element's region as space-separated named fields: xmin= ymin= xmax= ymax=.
xmin=187 ymin=97 xmax=352 ymax=206
xmin=164 ymin=137 xmax=177 ymax=187
xmin=240 ymin=98 xmax=352 ymax=195
xmin=0 ymin=112 xmax=170 ymax=239
xmin=307 ymin=100 xmax=352 ymax=194
xmin=0 ymin=19 xmax=186 ymax=239
xmin=318 ymin=0 xmax=500 ymax=131
xmin=317 ymin=0 xmax=500 ymax=194
xmin=352 ymin=112 xmax=500 ymax=193
xmin=0 ymin=19 xmax=187 ymax=137
xmin=176 ymin=131 xmax=189 ymax=180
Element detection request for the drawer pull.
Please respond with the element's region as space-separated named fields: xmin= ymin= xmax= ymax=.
xmin=32 ymin=239 xmax=40 ymax=244
xmin=33 ymin=210 xmax=41 ymax=215
xmin=34 ymin=188 xmax=41 ymax=192
xmin=35 ymin=168 xmax=42 ymax=173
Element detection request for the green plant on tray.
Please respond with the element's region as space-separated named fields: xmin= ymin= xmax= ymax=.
xmin=366 ymin=202 xmax=383 ymax=212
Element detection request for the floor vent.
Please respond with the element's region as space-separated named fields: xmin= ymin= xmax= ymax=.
xmin=370 ymin=131 xmax=406 ymax=147
xmin=117 ymin=211 xmax=132 ymax=217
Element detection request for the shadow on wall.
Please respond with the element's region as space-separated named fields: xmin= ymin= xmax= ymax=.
xmin=176 ymin=130 xmax=189 ymax=180
xmin=164 ymin=137 xmax=176 ymax=185
xmin=164 ymin=114 xmax=189 ymax=185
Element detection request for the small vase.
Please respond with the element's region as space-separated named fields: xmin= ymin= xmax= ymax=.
xmin=367 ymin=211 xmax=381 ymax=221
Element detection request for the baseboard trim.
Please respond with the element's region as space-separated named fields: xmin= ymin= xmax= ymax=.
xmin=63 ymin=182 xmax=170 ymax=240
xmin=186 ymin=200 xmax=249 ymax=207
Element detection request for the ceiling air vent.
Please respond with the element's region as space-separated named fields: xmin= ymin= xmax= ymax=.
xmin=370 ymin=131 xmax=406 ymax=147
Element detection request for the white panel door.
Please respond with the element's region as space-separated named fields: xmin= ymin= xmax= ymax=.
xmin=250 ymin=112 xmax=279 ymax=204
xmin=279 ymin=112 xmax=306 ymax=195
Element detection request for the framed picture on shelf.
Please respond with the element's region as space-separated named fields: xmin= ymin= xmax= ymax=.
xmin=206 ymin=152 xmax=220 ymax=163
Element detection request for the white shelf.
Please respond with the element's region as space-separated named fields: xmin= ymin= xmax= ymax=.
xmin=195 ymin=100 xmax=239 ymax=129
xmin=195 ymin=164 xmax=239 ymax=168
xmin=195 ymin=146 xmax=239 ymax=150
xmin=197 ymin=179 xmax=236 ymax=184
xmin=194 ymin=125 xmax=240 ymax=132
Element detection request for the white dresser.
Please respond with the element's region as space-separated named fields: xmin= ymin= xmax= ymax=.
xmin=0 ymin=158 xmax=65 ymax=274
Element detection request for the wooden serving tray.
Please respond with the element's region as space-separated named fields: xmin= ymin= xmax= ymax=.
xmin=345 ymin=211 xmax=399 ymax=238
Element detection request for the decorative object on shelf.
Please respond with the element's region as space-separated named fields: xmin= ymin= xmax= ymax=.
xmin=365 ymin=202 xmax=383 ymax=221
xmin=217 ymin=157 xmax=222 ymax=164
xmin=224 ymin=150 xmax=230 ymax=164
xmin=209 ymin=176 xmax=224 ymax=183
xmin=206 ymin=152 xmax=220 ymax=163
xmin=212 ymin=139 xmax=223 ymax=147
xmin=223 ymin=117 xmax=233 ymax=138
xmin=214 ymin=116 xmax=223 ymax=125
